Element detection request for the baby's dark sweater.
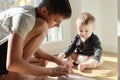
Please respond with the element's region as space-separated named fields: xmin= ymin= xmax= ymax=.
xmin=65 ymin=33 xmax=102 ymax=62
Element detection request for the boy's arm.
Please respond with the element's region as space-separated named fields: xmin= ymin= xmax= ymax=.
xmin=7 ymin=33 xmax=69 ymax=76
xmin=34 ymin=48 xmax=65 ymax=66
xmin=7 ymin=33 xmax=52 ymax=76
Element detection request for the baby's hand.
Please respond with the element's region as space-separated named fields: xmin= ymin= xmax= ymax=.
xmin=86 ymin=58 xmax=99 ymax=68
xmin=58 ymin=53 xmax=66 ymax=60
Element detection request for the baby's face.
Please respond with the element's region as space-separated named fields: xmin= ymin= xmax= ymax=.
xmin=77 ymin=23 xmax=95 ymax=40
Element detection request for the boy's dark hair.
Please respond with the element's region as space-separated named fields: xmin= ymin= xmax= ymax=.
xmin=38 ymin=0 xmax=72 ymax=19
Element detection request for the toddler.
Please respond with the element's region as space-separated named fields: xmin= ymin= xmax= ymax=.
xmin=58 ymin=12 xmax=103 ymax=71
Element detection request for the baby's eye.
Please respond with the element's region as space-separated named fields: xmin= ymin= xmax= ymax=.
xmin=80 ymin=30 xmax=83 ymax=32
xmin=85 ymin=30 xmax=88 ymax=32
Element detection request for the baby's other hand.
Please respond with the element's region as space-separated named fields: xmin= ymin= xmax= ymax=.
xmin=86 ymin=58 xmax=99 ymax=68
xmin=58 ymin=53 xmax=66 ymax=60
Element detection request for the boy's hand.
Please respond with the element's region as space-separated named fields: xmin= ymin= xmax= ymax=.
xmin=55 ymin=57 xmax=74 ymax=74
xmin=56 ymin=54 xmax=74 ymax=74
xmin=62 ymin=59 xmax=74 ymax=74
xmin=50 ymin=66 xmax=69 ymax=77
xmin=57 ymin=53 xmax=66 ymax=60
xmin=62 ymin=59 xmax=73 ymax=68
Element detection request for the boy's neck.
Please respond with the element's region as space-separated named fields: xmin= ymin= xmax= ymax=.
xmin=35 ymin=8 xmax=47 ymax=21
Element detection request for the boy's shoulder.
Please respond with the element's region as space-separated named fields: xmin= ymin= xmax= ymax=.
xmin=35 ymin=18 xmax=48 ymax=32
xmin=10 ymin=5 xmax=35 ymax=16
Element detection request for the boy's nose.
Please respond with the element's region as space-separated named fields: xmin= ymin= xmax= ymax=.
xmin=54 ymin=23 xmax=60 ymax=27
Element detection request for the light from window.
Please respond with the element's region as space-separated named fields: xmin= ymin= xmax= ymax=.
xmin=44 ymin=24 xmax=64 ymax=43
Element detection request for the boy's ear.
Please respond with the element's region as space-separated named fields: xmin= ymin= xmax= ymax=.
xmin=40 ymin=7 xmax=48 ymax=16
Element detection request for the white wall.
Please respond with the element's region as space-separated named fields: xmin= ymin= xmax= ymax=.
xmin=118 ymin=0 xmax=120 ymax=36
xmin=101 ymin=0 xmax=118 ymax=53
xmin=80 ymin=0 xmax=102 ymax=39
xmin=69 ymin=0 xmax=82 ymax=38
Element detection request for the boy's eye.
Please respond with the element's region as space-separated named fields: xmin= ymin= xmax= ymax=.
xmin=85 ymin=31 xmax=88 ymax=32
xmin=54 ymin=20 xmax=58 ymax=22
xmin=55 ymin=19 xmax=61 ymax=24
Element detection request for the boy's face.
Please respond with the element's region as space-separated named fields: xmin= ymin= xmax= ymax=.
xmin=46 ymin=14 xmax=65 ymax=28
xmin=77 ymin=23 xmax=95 ymax=39
xmin=40 ymin=7 xmax=65 ymax=28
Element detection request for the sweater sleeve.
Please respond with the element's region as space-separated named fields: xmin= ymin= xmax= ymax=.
xmin=64 ymin=35 xmax=78 ymax=58
xmin=92 ymin=35 xmax=103 ymax=62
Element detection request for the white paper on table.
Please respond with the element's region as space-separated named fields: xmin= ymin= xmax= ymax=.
xmin=57 ymin=74 xmax=96 ymax=80
xmin=43 ymin=74 xmax=96 ymax=80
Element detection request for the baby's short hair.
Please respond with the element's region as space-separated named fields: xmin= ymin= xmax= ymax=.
xmin=76 ymin=12 xmax=95 ymax=26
